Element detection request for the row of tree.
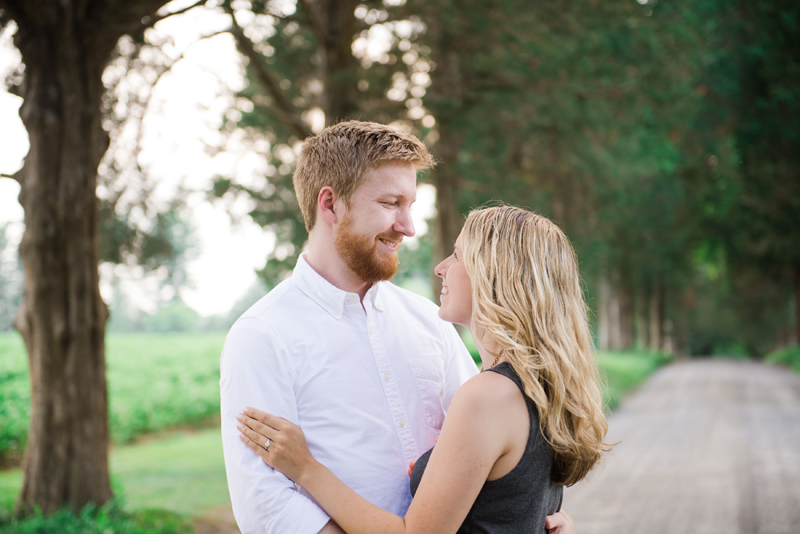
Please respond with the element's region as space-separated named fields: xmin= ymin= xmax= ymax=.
xmin=215 ymin=0 xmax=799 ymax=356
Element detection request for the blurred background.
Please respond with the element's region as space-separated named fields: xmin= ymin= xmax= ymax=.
xmin=0 ymin=0 xmax=798 ymax=532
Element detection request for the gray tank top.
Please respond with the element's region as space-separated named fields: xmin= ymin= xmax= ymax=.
xmin=409 ymin=362 xmax=563 ymax=533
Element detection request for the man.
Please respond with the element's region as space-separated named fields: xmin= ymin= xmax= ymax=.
xmin=220 ymin=121 xmax=574 ymax=533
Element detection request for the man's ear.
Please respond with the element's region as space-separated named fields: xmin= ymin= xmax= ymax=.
xmin=317 ymin=186 xmax=342 ymax=226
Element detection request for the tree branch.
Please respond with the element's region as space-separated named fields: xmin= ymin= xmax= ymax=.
xmin=149 ymin=0 xmax=209 ymax=26
xmin=224 ymin=4 xmax=313 ymax=139
xmin=296 ymin=0 xmax=327 ymax=45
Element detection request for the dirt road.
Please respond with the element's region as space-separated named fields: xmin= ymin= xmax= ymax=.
xmin=563 ymin=359 xmax=800 ymax=534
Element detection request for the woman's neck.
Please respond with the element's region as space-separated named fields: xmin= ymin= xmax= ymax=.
xmin=472 ymin=330 xmax=505 ymax=370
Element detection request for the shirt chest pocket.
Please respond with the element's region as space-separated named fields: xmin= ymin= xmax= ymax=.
xmin=407 ymin=358 xmax=446 ymax=429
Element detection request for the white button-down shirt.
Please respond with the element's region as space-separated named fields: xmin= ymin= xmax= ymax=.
xmin=221 ymin=255 xmax=478 ymax=534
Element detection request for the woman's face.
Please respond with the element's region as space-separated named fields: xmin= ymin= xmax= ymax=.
xmin=434 ymin=230 xmax=473 ymax=328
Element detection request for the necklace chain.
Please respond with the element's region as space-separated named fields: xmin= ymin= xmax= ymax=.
xmin=488 ymin=348 xmax=504 ymax=369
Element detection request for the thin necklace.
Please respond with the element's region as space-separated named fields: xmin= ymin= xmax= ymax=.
xmin=488 ymin=348 xmax=504 ymax=369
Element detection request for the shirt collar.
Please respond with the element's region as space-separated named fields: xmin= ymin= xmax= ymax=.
xmin=293 ymin=254 xmax=386 ymax=319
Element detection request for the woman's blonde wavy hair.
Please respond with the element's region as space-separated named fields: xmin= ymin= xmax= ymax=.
xmin=461 ymin=205 xmax=611 ymax=486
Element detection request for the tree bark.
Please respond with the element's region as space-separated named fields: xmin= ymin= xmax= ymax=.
xmin=3 ymin=0 xmax=172 ymax=514
xmin=649 ymin=277 xmax=664 ymax=352
xmin=426 ymin=14 xmax=465 ymax=299
xmin=793 ymin=263 xmax=800 ymax=346
xmin=598 ymin=273 xmax=611 ymax=351
xmin=302 ymin=0 xmax=359 ymax=124
xmin=430 ymin=124 xmax=464 ymax=300
xmin=618 ymin=273 xmax=634 ymax=349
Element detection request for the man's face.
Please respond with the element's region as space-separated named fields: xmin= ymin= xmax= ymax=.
xmin=334 ymin=162 xmax=417 ymax=283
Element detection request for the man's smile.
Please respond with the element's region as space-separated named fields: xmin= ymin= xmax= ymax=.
xmin=378 ymin=237 xmax=401 ymax=251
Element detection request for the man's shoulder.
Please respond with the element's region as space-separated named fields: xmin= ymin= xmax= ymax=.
xmin=233 ymin=277 xmax=305 ymax=326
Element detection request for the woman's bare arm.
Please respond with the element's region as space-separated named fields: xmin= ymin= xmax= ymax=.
xmin=238 ymin=371 xmax=521 ymax=534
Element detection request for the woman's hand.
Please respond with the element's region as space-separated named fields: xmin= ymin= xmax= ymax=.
xmin=545 ymin=510 xmax=574 ymax=534
xmin=237 ymin=407 xmax=317 ymax=483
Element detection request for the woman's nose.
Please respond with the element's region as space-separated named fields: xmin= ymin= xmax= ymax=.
xmin=434 ymin=258 xmax=448 ymax=278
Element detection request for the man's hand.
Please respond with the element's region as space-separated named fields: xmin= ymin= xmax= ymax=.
xmin=545 ymin=510 xmax=574 ymax=534
xmin=318 ymin=520 xmax=346 ymax=533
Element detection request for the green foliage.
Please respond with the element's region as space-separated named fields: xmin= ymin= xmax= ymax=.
xmin=598 ymin=351 xmax=673 ymax=412
xmin=0 ymin=332 xmax=225 ymax=460
xmin=0 ymin=224 xmax=22 ymax=333
xmin=213 ymin=0 xmax=798 ymax=354
xmin=766 ymin=345 xmax=800 ymax=374
xmin=0 ymin=333 xmax=28 ymax=462
xmin=142 ymin=300 xmax=201 ymax=333
xmin=106 ymin=333 xmax=225 ymax=443
xmin=0 ymin=502 xmax=193 ymax=534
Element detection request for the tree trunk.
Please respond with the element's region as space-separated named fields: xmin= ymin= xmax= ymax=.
xmin=618 ymin=274 xmax=634 ymax=350
xmin=649 ymin=277 xmax=664 ymax=352
xmin=598 ymin=273 xmax=611 ymax=351
xmin=793 ymin=263 xmax=800 ymax=346
xmin=318 ymin=0 xmax=358 ymax=123
xmin=4 ymin=0 xmax=171 ymax=514
xmin=427 ymin=15 xmax=465 ymax=299
xmin=635 ymin=287 xmax=648 ymax=350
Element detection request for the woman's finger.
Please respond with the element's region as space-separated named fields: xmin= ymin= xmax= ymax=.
xmin=238 ymin=420 xmax=273 ymax=452
xmin=238 ymin=412 xmax=279 ymax=441
xmin=244 ymin=407 xmax=287 ymax=430
xmin=239 ymin=432 xmax=273 ymax=467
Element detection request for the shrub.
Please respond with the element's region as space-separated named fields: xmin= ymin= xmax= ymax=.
xmin=766 ymin=345 xmax=800 ymax=374
xmin=0 ymin=501 xmax=193 ymax=534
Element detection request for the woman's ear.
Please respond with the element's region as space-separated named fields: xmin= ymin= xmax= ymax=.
xmin=317 ymin=186 xmax=341 ymax=226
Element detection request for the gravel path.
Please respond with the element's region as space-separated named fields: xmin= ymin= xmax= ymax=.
xmin=563 ymin=359 xmax=800 ymax=534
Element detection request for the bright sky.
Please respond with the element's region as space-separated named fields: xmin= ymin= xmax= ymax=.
xmin=0 ymin=6 xmax=434 ymax=317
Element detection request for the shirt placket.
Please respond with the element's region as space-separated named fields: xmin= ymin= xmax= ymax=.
xmin=364 ymin=307 xmax=420 ymax=465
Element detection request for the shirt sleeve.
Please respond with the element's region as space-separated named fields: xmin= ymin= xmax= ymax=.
xmin=220 ymin=317 xmax=331 ymax=534
xmin=439 ymin=321 xmax=479 ymax=411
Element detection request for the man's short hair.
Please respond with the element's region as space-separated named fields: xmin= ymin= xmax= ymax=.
xmin=293 ymin=120 xmax=435 ymax=231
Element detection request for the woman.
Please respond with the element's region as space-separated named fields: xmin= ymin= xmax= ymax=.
xmin=237 ymin=206 xmax=610 ymax=533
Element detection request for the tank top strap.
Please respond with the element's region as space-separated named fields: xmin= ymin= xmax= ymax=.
xmin=484 ymin=361 xmax=524 ymax=392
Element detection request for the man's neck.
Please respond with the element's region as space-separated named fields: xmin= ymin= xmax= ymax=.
xmin=304 ymin=246 xmax=373 ymax=302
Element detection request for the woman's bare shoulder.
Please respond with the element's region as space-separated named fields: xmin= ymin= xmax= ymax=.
xmin=451 ymin=369 xmax=524 ymax=413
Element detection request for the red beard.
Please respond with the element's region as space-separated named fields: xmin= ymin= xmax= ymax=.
xmin=335 ymin=214 xmax=401 ymax=283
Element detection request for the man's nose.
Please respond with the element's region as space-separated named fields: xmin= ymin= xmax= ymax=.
xmin=394 ymin=208 xmax=415 ymax=237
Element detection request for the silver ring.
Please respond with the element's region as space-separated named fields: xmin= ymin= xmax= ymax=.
xmin=264 ymin=438 xmax=271 ymax=451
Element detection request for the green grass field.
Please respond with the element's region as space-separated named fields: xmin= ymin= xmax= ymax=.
xmin=598 ymin=350 xmax=672 ymax=411
xmin=0 ymin=331 xmax=670 ymax=524
xmin=0 ymin=331 xmax=227 ymax=460
xmin=0 ymin=427 xmax=229 ymax=513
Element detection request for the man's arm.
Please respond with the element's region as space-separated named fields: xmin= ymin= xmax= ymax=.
xmin=221 ymin=317 xmax=330 ymax=534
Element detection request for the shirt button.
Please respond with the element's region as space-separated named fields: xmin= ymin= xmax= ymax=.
xmin=399 ymin=420 xmax=405 ymax=427
xmin=376 ymin=303 xmax=383 ymax=310
xmin=334 ymin=310 xmax=341 ymax=316
xmin=348 ymin=295 xmax=356 ymax=303
xmin=368 ymin=328 xmax=373 ymax=335
xmin=384 ymin=374 xmax=390 ymax=381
